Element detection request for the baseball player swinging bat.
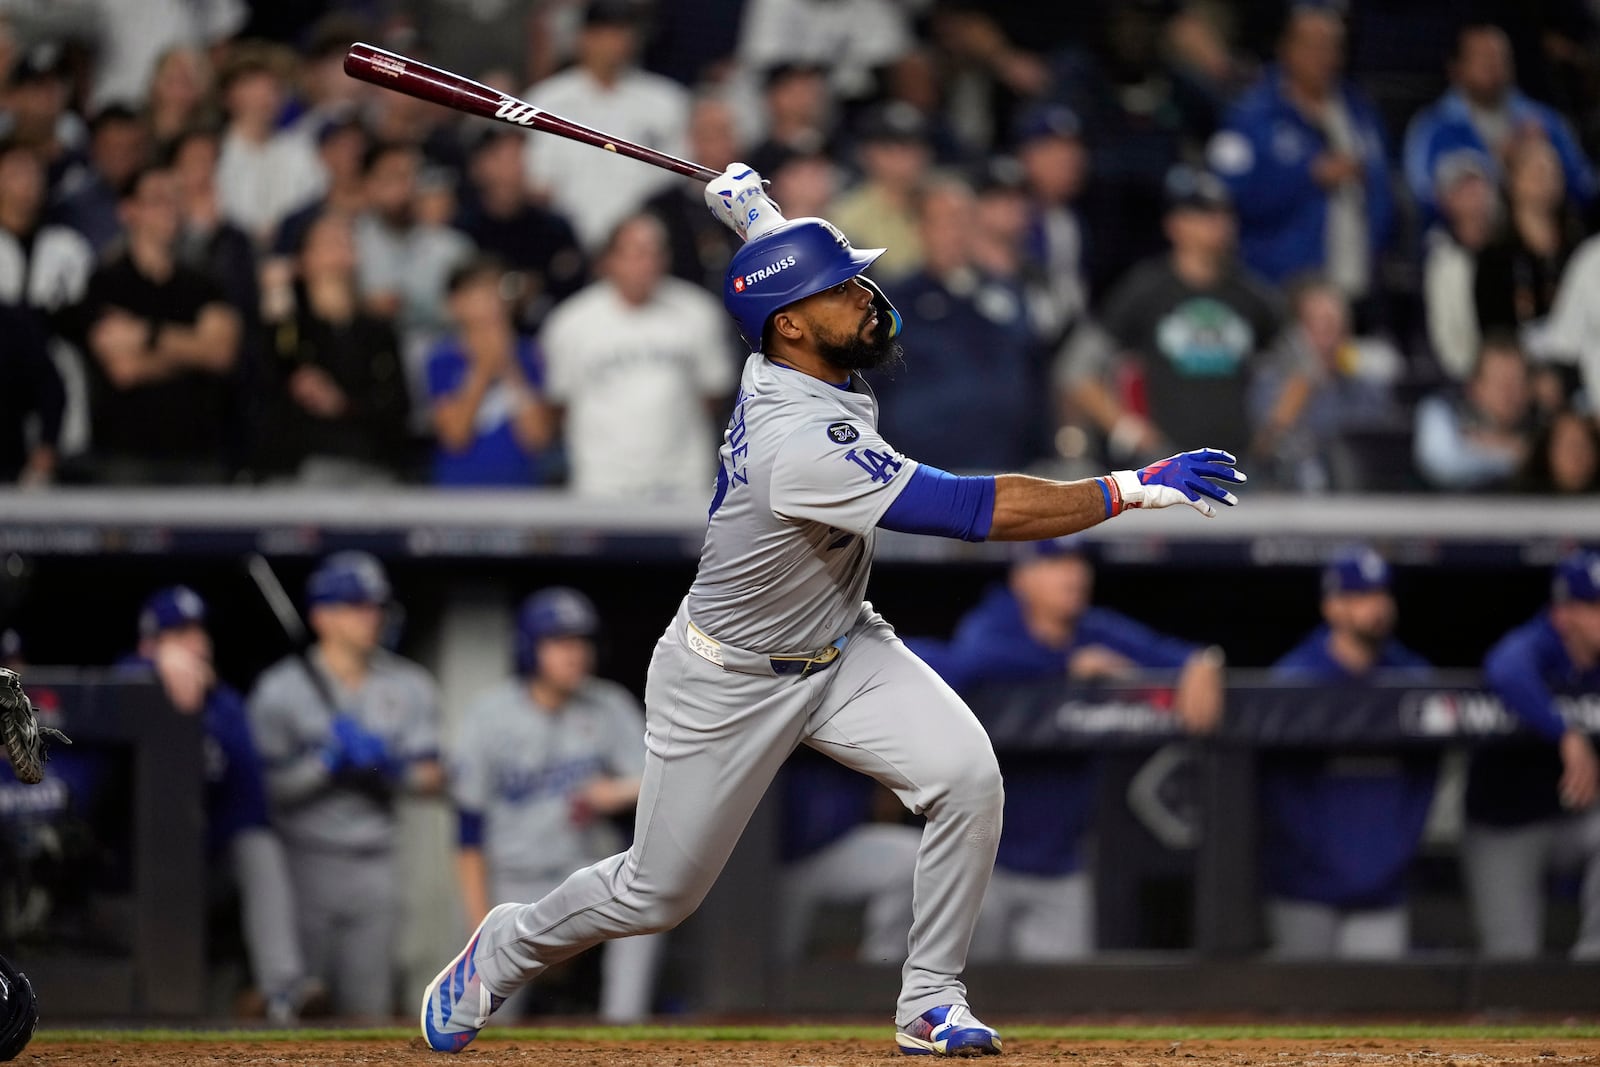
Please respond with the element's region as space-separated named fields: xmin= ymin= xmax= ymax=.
xmin=344 ymin=43 xmax=904 ymax=335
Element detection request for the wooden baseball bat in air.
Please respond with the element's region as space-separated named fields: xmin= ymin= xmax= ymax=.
xmin=343 ymin=42 xmax=720 ymax=183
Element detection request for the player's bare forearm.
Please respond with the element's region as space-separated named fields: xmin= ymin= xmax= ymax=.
xmin=455 ymin=846 xmax=491 ymax=928
xmin=986 ymin=474 xmax=1109 ymax=541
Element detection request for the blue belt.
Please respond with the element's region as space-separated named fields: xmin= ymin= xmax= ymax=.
xmin=768 ymin=636 xmax=849 ymax=677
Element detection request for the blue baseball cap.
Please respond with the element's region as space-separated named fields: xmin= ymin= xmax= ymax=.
xmin=1322 ymin=546 xmax=1390 ymax=596
xmin=306 ymin=551 xmax=392 ymax=608
xmin=1014 ymin=104 xmax=1082 ymax=146
xmin=1553 ymin=549 xmax=1600 ymax=604
xmin=139 ymin=585 xmax=208 ymax=638
xmin=1012 ymin=536 xmax=1093 ymax=565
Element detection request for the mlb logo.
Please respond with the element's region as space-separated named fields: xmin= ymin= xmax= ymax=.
xmin=733 ymin=276 xmax=746 ymax=293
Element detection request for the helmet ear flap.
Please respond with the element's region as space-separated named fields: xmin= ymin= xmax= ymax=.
xmin=856 ymin=275 xmax=902 ymax=339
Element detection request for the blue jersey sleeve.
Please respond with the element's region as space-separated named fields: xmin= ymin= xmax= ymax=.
xmin=1483 ymin=619 xmax=1570 ymax=743
xmin=457 ymin=809 xmax=485 ymax=848
xmin=426 ymin=344 xmax=466 ymax=401
xmin=516 ymin=338 xmax=546 ymax=390
xmin=1078 ymin=608 xmax=1199 ymax=670
xmin=877 ymin=464 xmax=995 ymax=542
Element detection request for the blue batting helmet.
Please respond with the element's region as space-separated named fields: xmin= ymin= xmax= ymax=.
xmin=514 ymin=587 xmax=601 ymax=676
xmin=139 ymin=585 xmax=207 ymax=638
xmin=306 ymin=551 xmax=391 ymax=608
xmin=723 ymin=217 xmax=885 ymax=348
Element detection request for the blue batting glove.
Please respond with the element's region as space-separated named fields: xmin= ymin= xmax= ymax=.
xmin=1106 ymin=448 xmax=1246 ymax=519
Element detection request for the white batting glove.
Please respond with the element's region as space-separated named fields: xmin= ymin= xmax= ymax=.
xmin=1105 ymin=449 xmax=1246 ymax=519
xmin=705 ymin=162 xmax=787 ymax=241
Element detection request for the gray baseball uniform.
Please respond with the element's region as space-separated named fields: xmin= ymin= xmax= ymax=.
xmin=474 ymin=354 xmax=1004 ymax=1027
xmin=248 ymin=648 xmax=441 ymax=1017
xmin=453 ymin=677 xmax=661 ymax=1022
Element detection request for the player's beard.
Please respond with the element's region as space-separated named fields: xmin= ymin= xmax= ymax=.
xmin=813 ymin=309 xmax=903 ymax=374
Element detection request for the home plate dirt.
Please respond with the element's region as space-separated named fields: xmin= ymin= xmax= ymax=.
xmin=19 ymin=1038 xmax=1600 ymax=1066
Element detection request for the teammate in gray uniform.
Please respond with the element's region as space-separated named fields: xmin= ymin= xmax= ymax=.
xmin=452 ymin=587 xmax=661 ymax=1022
xmin=249 ymin=552 xmax=444 ymax=1019
xmin=422 ymin=165 xmax=1246 ymax=1056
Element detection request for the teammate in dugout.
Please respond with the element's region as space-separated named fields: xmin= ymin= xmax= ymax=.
xmin=248 ymin=552 xmax=444 ymax=1019
xmin=1259 ymin=548 xmax=1437 ymax=958
xmin=913 ymin=537 xmax=1222 ymax=961
xmin=1462 ymin=549 xmax=1600 ymax=959
xmin=421 ymin=163 xmax=1246 ymax=1056
xmin=119 ymin=587 xmax=316 ymax=1020
xmin=451 ymin=588 xmax=662 ymax=1023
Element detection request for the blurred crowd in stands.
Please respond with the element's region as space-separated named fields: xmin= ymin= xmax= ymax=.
xmin=0 ymin=0 xmax=1599 ymax=495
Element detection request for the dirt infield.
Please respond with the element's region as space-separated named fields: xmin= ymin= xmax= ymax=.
xmin=22 ymin=1036 xmax=1600 ymax=1067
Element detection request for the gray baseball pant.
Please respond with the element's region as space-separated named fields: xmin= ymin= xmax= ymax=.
xmin=287 ymin=845 xmax=398 ymax=1018
xmin=475 ymin=604 xmax=1003 ymax=1027
xmin=778 ymin=822 xmax=922 ymax=964
xmin=1461 ymin=805 xmax=1600 ymax=959
xmin=490 ymin=871 xmax=664 ymax=1023
xmin=969 ymin=868 xmax=1094 ymax=962
xmin=1265 ymin=899 xmax=1408 ymax=958
xmin=231 ymin=828 xmax=307 ymax=1000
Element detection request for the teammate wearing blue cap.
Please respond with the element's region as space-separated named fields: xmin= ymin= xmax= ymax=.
xmin=1259 ymin=548 xmax=1436 ymax=958
xmin=123 ymin=587 xmax=316 ymax=1021
xmin=450 ymin=588 xmax=659 ymax=1023
xmin=1463 ymin=549 xmax=1600 ymax=958
xmin=248 ymin=552 xmax=444 ymax=1018
xmin=914 ymin=538 xmax=1223 ymax=962
xmin=421 ymin=164 xmax=1246 ymax=1056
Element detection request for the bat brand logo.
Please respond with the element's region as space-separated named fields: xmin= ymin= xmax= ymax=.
xmin=740 ymin=254 xmax=797 ymax=289
xmin=495 ymin=99 xmax=543 ymax=127
xmin=372 ymin=56 xmax=407 ymax=78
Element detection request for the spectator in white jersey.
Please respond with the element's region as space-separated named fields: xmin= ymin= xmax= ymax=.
xmin=214 ymin=43 xmax=325 ymax=247
xmin=522 ymin=0 xmax=690 ymax=251
xmin=451 ymin=587 xmax=661 ymax=1023
xmin=539 ymin=212 xmax=736 ymax=499
xmin=247 ymin=552 xmax=443 ymax=1019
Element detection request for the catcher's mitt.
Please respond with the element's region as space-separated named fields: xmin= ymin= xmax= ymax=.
xmin=0 ymin=668 xmax=69 ymax=785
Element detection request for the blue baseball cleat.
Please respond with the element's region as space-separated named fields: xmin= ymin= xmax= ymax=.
xmin=420 ymin=902 xmax=519 ymax=1053
xmin=895 ymin=1005 xmax=1003 ymax=1056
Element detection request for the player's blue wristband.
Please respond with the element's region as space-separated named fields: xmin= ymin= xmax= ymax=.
xmin=878 ymin=464 xmax=995 ymax=542
xmin=457 ymin=810 xmax=485 ymax=848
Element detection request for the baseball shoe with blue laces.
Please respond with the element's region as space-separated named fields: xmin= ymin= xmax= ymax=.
xmin=420 ymin=902 xmax=518 ymax=1053
xmin=895 ymin=1005 xmax=1003 ymax=1056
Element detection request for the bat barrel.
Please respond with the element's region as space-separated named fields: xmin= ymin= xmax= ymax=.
xmin=343 ymin=42 xmax=720 ymax=184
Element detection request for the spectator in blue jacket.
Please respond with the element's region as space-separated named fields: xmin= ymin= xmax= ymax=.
xmin=1403 ymin=24 xmax=1596 ymax=227
xmin=1463 ymin=549 xmax=1600 ymax=959
xmin=119 ymin=587 xmax=315 ymax=1021
xmin=915 ymin=538 xmax=1223 ymax=959
xmin=876 ymin=175 xmax=1048 ymax=473
xmin=1206 ymin=6 xmax=1393 ymax=301
xmin=1260 ymin=547 xmax=1437 ymax=958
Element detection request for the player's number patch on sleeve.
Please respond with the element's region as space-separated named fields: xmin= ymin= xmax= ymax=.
xmin=844 ymin=447 xmax=903 ymax=484
xmin=827 ymin=422 xmax=859 ymax=444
